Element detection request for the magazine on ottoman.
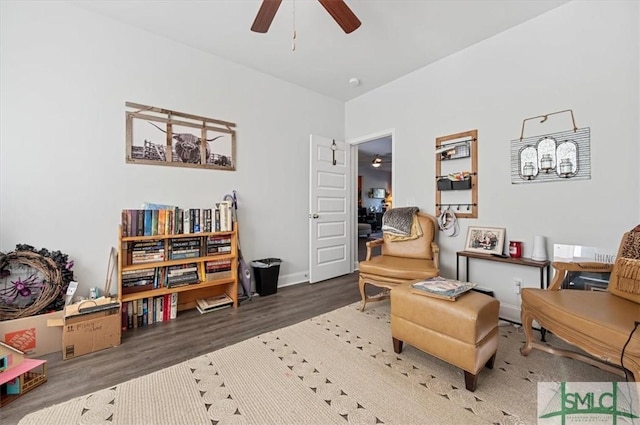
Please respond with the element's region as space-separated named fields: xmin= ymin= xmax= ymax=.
xmin=411 ymin=276 xmax=476 ymax=301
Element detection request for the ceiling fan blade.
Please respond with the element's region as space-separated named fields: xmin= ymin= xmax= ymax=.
xmin=251 ymin=0 xmax=282 ymax=33
xmin=317 ymin=0 xmax=361 ymax=34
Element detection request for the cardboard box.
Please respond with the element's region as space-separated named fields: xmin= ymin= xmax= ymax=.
xmin=0 ymin=310 xmax=64 ymax=357
xmin=48 ymin=298 xmax=121 ymax=360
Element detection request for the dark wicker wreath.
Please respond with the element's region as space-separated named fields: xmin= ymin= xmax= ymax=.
xmin=0 ymin=245 xmax=74 ymax=321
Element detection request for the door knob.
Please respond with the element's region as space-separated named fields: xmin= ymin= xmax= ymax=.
xmin=310 ymin=213 xmax=319 ymax=219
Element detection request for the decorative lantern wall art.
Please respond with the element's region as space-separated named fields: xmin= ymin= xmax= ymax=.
xmin=510 ymin=109 xmax=590 ymax=184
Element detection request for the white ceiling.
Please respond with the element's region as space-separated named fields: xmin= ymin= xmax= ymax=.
xmin=71 ymin=0 xmax=569 ymax=102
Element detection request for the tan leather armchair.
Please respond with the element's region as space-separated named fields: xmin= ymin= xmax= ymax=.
xmin=358 ymin=212 xmax=440 ymax=311
xmin=520 ymin=228 xmax=640 ymax=380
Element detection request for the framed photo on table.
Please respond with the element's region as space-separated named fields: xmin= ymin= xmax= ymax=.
xmin=464 ymin=226 xmax=506 ymax=255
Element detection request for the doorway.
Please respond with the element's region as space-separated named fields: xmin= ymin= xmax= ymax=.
xmin=350 ymin=131 xmax=394 ymax=265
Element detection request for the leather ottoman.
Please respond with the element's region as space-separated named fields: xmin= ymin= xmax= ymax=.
xmin=390 ymin=281 xmax=499 ymax=391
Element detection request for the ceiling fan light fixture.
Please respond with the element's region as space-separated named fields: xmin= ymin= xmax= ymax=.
xmin=371 ymin=155 xmax=383 ymax=167
xmin=251 ymin=0 xmax=360 ymax=34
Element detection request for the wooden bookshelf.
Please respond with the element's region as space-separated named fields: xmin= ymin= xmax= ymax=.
xmin=117 ymin=224 xmax=239 ymax=328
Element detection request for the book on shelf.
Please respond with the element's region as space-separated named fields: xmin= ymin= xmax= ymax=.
xmin=206 ymin=235 xmax=232 ymax=255
xmin=214 ymin=208 xmax=221 ymax=232
xmin=122 ymin=282 xmax=153 ymax=295
xmin=165 ymin=263 xmax=200 ymax=287
xmin=157 ymin=210 xmax=166 ymax=236
xmin=218 ymin=201 xmax=233 ymax=232
xmin=206 ymin=245 xmax=231 ymax=255
xmin=151 ymin=210 xmax=159 ymax=236
xmin=136 ymin=299 xmax=144 ymax=327
xmin=196 ymin=294 xmax=233 ymax=314
xmin=411 ymin=277 xmax=476 ymax=301
xmin=170 ymin=293 xmax=178 ymax=319
xmin=183 ymin=209 xmax=191 ymax=234
xmin=169 ymin=236 xmax=201 ymax=247
xmin=155 ymin=297 xmax=163 ymax=323
xmin=205 ymin=259 xmax=232 ymax=280
xmin=169 ymin=249 xmax=201 ymax=260
xmin=204 ymin=209 xmax=212 ymax=233
xmin=122 ymin=295 xmax=177 ymax=331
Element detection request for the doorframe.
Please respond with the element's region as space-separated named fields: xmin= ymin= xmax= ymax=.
xmin=347 ymin=129 xmax=395 ymax=271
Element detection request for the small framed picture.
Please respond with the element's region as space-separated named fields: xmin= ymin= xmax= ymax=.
xmin=371 ymin=188 xmax=386 ymax=199
xmin=464 ymin=226 xmax=506 ymax=255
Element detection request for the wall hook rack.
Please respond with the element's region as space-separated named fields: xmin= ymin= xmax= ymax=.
xmin=435 ymin=130 xmax=478 ymax=219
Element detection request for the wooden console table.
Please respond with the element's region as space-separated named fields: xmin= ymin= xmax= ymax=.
xmin=456 ymin=251 xmax=551 ymax=289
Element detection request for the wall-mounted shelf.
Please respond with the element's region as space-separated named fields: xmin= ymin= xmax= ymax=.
xmin=435 ymin=130 xmax=478 ymax=219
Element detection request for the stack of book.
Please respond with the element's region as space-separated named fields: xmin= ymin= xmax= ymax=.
xmin=121 ymin=268 xmax=156 ymax=294
xmin=165 ymin=263 xmax=200 ymax=287
xmin=196 ymin=294 xmax=233 ymax=314
xmin=129 ymin=240 xmax=165 ymax=264
xmin=168 ymin=237 xmax=201 ymax=260
xmin=205 ymin=259 xmax=232 ymax=280
xmin=206 ymin=235 xmax=232 ymax=255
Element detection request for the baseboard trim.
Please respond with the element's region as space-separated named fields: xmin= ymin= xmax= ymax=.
xmin=277 ymin=271 xmax=308 ymax=288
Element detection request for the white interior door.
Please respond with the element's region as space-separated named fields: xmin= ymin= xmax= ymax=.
xmin=309 ymin=134 xmax=351 ymax=283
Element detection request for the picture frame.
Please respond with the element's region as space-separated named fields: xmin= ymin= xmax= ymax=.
xmin=371 ymin=188 xmax=386 ymax=199
xmin=464 ymin=226 xmax=506 ymax=255
xmin=125 ymin=102 xmax=236 ymax=171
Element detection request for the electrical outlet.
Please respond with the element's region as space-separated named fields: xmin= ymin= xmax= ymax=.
xmin=513 ymin=279 xmax=522 ymax=294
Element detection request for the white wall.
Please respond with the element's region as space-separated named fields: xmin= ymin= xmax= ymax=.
xmin=0 ymin=1 xmax=344 ymax=297
xmin=346 ymin=1 xmax=639 ymax=321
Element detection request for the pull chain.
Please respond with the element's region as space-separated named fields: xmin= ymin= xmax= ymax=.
xmin=292 ymin=0 xmax=296 ymax=51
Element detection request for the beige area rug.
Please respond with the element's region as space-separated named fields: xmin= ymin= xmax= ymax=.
xmin=19 ymin=302 xmax=621 ymax=425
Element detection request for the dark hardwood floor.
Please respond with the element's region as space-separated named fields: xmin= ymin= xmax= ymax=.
xmin=2 ymin=273 xmax=363 ymax=425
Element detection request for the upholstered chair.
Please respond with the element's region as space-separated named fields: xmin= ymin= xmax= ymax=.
xmin=358 ymin=212 xmax=439 ymax=311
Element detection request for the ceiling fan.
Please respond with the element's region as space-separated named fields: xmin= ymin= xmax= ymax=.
xmin=251 ymin=0 xmax=361 ymax=34
xmin=371 ymin=154 xmax=391 ymax=168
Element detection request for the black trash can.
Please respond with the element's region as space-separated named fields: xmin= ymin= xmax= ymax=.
xmin=251 ymin=258 xmax=282 ymax=296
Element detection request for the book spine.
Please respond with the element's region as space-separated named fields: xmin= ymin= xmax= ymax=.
xmin=142 ymin=298 xmax=148 ymax=326
xmin=155 ymin=296 xmax=163 ymax=322
xmin=183 ymin=209 xmax=191 ymax=234
xmin=121 ymin=210 xmax=129 ymax=237
xmin=170 ymin=293 xmax=178 ymax=320
xmin=147 ymin=297 xmax=154 ymax=325
xmin=130 ymin=209 xmax=138 ymax=237
xmin=127 ymin=301 xmax=134 ymax=329
xmin=136 ymin=210 xmax=145 ymax=236
xmin=204 ymin=209 xmax=212 ymax=233
xmin=143 ymin=210 xmax=152 ymax=236
xmin=157 ymin=210 xmax=166 ymax=236
xmin=163 ymin=294 xmax=170 ymax=321
xmin=192 ymin=208 xmax=199 ymax=233
xmin=151 ymin=210 xmax=159 ymax=236
xmin=214 ymin=207 xmax=221 ymax=232
xmin=169 ymin=251 xmax=200 ymax=260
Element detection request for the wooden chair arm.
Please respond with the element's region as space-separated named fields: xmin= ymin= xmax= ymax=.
xmin=365 ymin=238 xmax=384 ymax=261
xmin=431 ymin=242 xmax=440 ymax=270
xmin=547 ymin=261 xmax=614 ymax=291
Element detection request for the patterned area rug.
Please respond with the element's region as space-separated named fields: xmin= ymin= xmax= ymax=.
xmin=19 ymin=302 xmax=620 ymax=425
